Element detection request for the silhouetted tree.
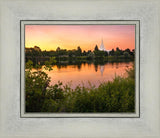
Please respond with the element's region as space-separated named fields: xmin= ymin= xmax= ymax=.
xmin=123 ymin=51 xmax=129 ymax=58
xmin=94 ymin=45 xmax=99 ymax=51
xmin=115 ymin=51 xmax=120 ymax=58
xmin=83 ymin=50 xmax=87 ymax=56
xmin=109 ymin=49 xmax=115 ymax=56
xmin=124 ymin=48 xmax=131 ymax=53
xmin=116 ymin=47 xmax=120 ymax=51
xmin=76 ymin=46 xmax=82 ymax=56
xmin=56 ymin=47 xmax=61 ymax=52
xmin=105 ymin=51 xmax=108 ymax=56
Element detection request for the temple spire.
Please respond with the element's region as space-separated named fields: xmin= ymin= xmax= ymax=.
xmin=99 ymin=38 xmax=106 ymax=51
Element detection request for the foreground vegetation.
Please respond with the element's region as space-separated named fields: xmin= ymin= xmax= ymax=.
xmin=25 ymin=60 xmax=135 ymax=113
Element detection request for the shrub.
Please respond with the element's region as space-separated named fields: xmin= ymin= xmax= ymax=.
xmin=25 ymin=61 xmax=135 ymax=112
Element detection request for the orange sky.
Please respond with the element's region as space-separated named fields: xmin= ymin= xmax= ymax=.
xmin=25 ymin=25 xmax=135 ymax=51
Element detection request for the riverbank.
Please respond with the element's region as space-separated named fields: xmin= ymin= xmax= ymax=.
xmin=26 ymin=55 xmax=134 ymax=68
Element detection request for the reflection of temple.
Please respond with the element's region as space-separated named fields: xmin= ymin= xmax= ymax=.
xmin=100 ymin=65 xmax=105 ymax=76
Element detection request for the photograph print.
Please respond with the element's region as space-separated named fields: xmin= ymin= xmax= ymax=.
xmin=21 ymin=20 xmax=139 ymax=117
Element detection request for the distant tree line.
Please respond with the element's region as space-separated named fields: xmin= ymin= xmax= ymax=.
xmin=25 ymin=45 xmax=135 ymax=64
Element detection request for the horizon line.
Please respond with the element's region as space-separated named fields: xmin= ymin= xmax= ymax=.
xmin=25 ymin=45 xmax=135 ymax=51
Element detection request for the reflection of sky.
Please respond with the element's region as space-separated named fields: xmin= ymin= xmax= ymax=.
xmin=25 ymin=25 xmax=135 ymax=51
xmin=43 ymin=62 xmax=133 ymax=89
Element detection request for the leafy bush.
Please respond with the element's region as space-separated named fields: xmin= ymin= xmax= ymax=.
xmin=25 ymin=60 xmax=135 ymax=112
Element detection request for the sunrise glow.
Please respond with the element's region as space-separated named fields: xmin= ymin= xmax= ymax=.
xmin=25 ymin=25 xmax=135 ymax=51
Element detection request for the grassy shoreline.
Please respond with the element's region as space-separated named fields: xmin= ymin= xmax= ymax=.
xmin=25 ymin=62 xmax=135 ymax=113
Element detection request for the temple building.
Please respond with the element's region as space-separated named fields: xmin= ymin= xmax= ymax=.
xmin=99 ymin=39 xmax=106 ymax=51
xmin=99 ymin=39 xmax=111 ymax=53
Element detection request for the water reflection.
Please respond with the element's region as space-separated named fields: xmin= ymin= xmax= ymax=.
xmin=94 ymin=64 xmax=98 ymax=72
xmin=44 ymin=61 xmax=133 ymax=89
xmin=100 ymin=65 xmax=105 ymax=76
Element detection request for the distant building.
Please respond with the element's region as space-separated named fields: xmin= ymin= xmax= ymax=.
xmin=99 ymin=39 xmax=106 ymax=51
xmin=99 ymin=39 xmax=111 ymax=53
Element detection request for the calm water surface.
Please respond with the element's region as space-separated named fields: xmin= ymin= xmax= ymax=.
xmin=43 ymin=62 xmax=133 ymax=89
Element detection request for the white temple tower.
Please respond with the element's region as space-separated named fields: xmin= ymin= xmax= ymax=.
xmin=99 ymin=39 xmax=106 ymax=51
